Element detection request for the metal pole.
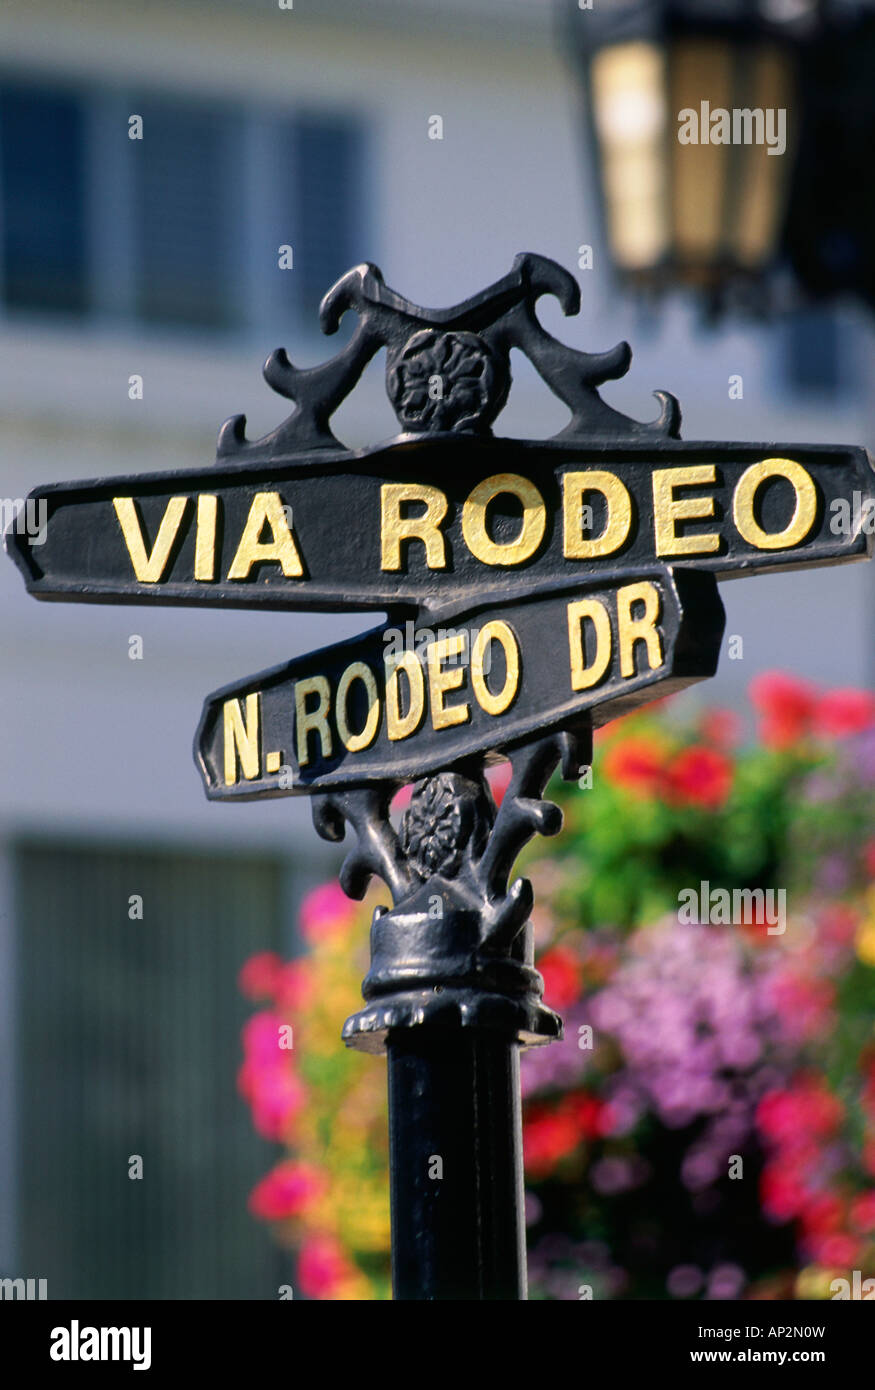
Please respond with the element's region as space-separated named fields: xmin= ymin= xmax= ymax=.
xmin=387 ymin=1030 xmax=526 ymax=1300
xmin=334 ymin=735 xmax=585 ymax=1300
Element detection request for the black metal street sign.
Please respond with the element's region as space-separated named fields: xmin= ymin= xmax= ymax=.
xmin=196 ymin=568 xmax=724 ymax=797
xmin=7 ymin=438 xmax=872 ymax=615
xmin=6 ymin=253 xmax=875 ymax=1301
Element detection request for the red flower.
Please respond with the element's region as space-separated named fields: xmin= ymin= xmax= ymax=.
xmin=537 ymin=945 xmax=583 ymax=1010
xmin=602 ymin=736 xmax=667 ymax=798
xmin=749 ymin=671 xmax=818 ymax=749
xmin=806 ymin=1233 xmax=862 ymax=1268
xmin=759 ymin=1164 xmax=809 ymax=1222
xmin=699 ymin=708 xmax=743 ymax=748
xmin=800 ymin=1191 xmax=844 ymax=1238
xmin=813 ymin=688 xmax=875 ymax=739
xmin=849 ymin=1191 xmax=875 ymax=1233
xmin=247 ymin=1161 xmax=325 ymax=1222
xmin=666 ymin=745 xmax=733 ymax=810
xmin=523 ymin=1103 xmax=581 ymax=1177
xmin=238 ymin=951 xmax=284 ymax=1001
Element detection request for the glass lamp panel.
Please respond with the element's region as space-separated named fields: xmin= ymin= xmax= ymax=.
xmin=670 ymin=39 xmax=735 ymax=271
xmin=590 ymin=41 xmax=670 ymax=271
xmin=729 ymin=45 xmax=796 ymax=268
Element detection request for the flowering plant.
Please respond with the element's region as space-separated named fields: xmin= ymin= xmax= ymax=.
xmin=237 ymin=673 xmax=875 ymax=1299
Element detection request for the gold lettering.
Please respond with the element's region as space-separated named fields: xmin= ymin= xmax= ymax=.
xmin=617 ymin=580 xmax=663 ymax=677
xmin=194 ymin=495 xmax=218 ymax=581
xmin=335 ymin=661 xmax=381 ymax=753
xmin=652 ymin=465 xmax=719 ymax=556
xmin=113 ymin=496 xmax=189 ymax=583
xmin=227 ymin=492 xmax=303 ymax=580
xmin=295 ymin=676 xmax=332 ymax=767
xmin=471 ymin=621 xmax=520 ymax=715
xmin=385 ymin=651 xmax=426 ymax=741
xmin=223 ymin=693 xmax=260 ymax=785
xmin=567 ymin=598 xmax=612 ymax=691
xmin=427 ymin=633 xmax=469 ymax=730
xmin=563 ymin=470 xmax=632 ymax=559
xmin=733 ymin=457 xmax=818 ymax=551
xmin=461 ymin=474 xmax=546 ymax=566
xmin=380 ymin=483 xmax=448 ymax=571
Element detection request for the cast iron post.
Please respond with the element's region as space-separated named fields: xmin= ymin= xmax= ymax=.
xmin=322 ymin=739 xmax=587 ymax=1298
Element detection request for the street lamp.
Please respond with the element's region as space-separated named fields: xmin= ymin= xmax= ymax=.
xmin=562 ymin=0 xmax=817 ymax=309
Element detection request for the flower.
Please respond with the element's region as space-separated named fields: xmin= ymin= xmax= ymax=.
xmin=248 ymin=1162 xmax=326 ymax=1222
xmin=238 ymin=951 xmax=284 ymax=1000
xmin=849 ymin=1191 xmax=875 ymax=1232
xmin=667 ymin=745 xmax=733 ymax=809
xmin=699 ymin=708 xmax=743 ymax=749
xmin=300 ymin=882 xmax=358 ymax=945
xmin=813 ymin=689 xmax=875 ymax=739
xmin=750 ymin=671 xmax=818 ymax=749
xmin=537 ymin=945 xmax=584 ymax=1010
xmin=602 ymin=735 xmax=667 ymax=798
xmin=297 ymin=1233 xmax=367 ymax=1300
xmin=486 ymin=760 xmax=513 ymax=806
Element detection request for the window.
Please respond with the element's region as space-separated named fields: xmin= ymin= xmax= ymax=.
xmin=12 ymin=839 xmax=292 ymax=1298
xmin=779 ymin=304 xmax=844 ymax=399
xmin=134 ymin=99 xmax=237 ymax=330
xmin=0 ymin=84 xmax=88 ymax=315
xmin=0 ymin=78 xmax=367 ymax=337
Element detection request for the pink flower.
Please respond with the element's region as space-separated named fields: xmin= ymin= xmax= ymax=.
xmin=241 ymin=1011 xmax=287 ymax=1064
xmin=248 ymin=1067 xmax=305 ymax=1141
xmin=486 ymin=761 xmax=513 ymax=806
xmin=299 ymin=882 xmax=358 ymax=944
xmin=297 ymin=1233 xmax=360 ymax=1299
xmin=248 ymin=1161 xmax=326 ymax=1222
xmin=238 ymin=951 xmax=284 ymax=1000
xmin=274 ymin=959 xmax=310 ymax=1012
xmin=813 ymin=688 xmax=875 ymax=739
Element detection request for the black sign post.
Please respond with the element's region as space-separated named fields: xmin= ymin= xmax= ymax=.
xmin=7 ymin=254 xmax=875 ymax=1300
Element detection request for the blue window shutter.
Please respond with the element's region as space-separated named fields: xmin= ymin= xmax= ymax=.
xmin=294 ymin=114 xmax=364 ymax=318
xmin=133 ymin=99 xmax=237 ymax=330
xmin=0 ymin=84 xmax=88 ymax=314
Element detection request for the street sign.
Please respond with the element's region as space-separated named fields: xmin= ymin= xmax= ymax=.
xmin=7 ymin=251 xmax=875 ymax=1300
xmin=196 ymin=568 xmax=724 ymax=797
xmin=7 ymin=438 xmax=872 ymax=615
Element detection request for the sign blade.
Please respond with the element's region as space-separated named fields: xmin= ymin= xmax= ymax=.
xmin=195 ymin=568 xmax=725 ymax=799
xmin=6 ymin=438 xmax=873 ymax=613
